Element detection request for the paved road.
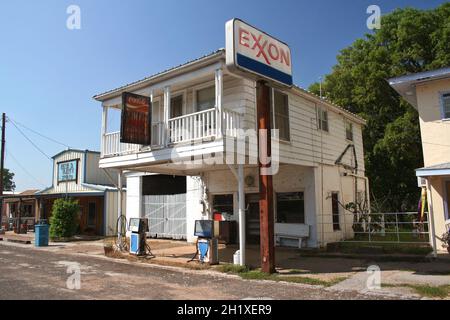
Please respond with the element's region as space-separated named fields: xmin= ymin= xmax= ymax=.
xmin=0 ymin=242 xmax=399 ymax=300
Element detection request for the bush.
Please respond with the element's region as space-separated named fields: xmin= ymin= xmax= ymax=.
xmin=49 ymin=198 xmax=80 ymax=239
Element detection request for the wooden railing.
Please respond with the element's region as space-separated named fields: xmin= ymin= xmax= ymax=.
xmin=102 ymin=132 xmax=140 ymax=157
xmin=102 ymin=108 xmax=242 ymax=157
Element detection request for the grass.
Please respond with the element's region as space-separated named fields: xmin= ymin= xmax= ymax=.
xmin=217 ymin=264 xmax=347 ymax=287
xmin=382 ymin=283 xmax=450 ymax=298
xmin=333 ymin=241 xmax=432 ymax=255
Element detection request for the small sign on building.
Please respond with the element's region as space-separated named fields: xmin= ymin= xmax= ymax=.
xmin=225 ymin=18 xmax=293 ymax=87
xmin=57 ymin=159 xmax=78 ymax=183
xmin=120 ymin=92 xmax=152 ymax=145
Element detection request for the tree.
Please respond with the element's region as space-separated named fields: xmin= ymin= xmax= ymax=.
xmin=309 ymin=4 xmax=450 ymax=212
xmin=2 ymin=168 xmax=15 ymax=191
xmin=49 ymin=198 xmax=80 ymax=239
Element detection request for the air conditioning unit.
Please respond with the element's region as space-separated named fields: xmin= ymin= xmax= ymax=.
xmin=417 ymin=177 xmax=427 ymax=187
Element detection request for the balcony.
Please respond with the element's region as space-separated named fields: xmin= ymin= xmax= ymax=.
xmin=101 ymin=107 xmax=242 ymax=158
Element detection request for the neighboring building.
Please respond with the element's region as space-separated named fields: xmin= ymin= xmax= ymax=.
xmin=93 ymin=48 xmax=368 ymax=249
xmin=35 ymin=149 xmax=126 ymax=236
xmin=1 ymin=190 xmax=38 ymax=230
xmin=389 ymin=67 xmax=450 ymax=252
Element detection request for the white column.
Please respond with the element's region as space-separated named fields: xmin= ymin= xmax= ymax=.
xmin=238 ymin=164 xmax=246 ymax=266
xmin=164 ymin=86 xmax=171 ymax=146
xmin=215 ymin=68 xmax=223 ymax=137
xmin=117 ymin=170 xmax=123 ymax=242
xmin=101 ymin=105 xmax=108 ymax=157
xmin=426 ymin=178 xmax=438 ymax=258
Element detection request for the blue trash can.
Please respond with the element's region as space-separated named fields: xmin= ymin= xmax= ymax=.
xmin=35 ymin=222 xmax=49 ymax=247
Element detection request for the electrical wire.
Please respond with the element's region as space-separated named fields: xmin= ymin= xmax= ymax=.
xmin=5 ymin=148 xmax=46 ymax=188
xmin=7 ymin=117 xmax=71 ymax=149
xmin=7 ymin=118 xmax=52 ymax=161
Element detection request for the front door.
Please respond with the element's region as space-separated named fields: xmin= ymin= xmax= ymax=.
xmin=246 ymin=194 xmax=260 ymax=245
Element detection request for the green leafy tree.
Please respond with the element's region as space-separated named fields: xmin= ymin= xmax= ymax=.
xmin=309 ymin=4 xmax=450 ymax=211
xmin=2 ymin=168 xmax=15 ymax=191
xmin=49 ymin=198 xmax=80 ymax=239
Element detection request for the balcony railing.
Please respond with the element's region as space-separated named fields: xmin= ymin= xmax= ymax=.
xmin=101 ymin=108 xmax=242 ymax=158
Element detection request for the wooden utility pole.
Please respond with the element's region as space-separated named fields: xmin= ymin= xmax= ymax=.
xmin=0 ymin=113 xmax=5 ymax=227
xmin=256 ymin=81 xmax=275 ymax=274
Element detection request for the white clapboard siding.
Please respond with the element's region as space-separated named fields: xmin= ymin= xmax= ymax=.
xmin=221 ymin=76 xmax=366 ymax=172
xmin=104 ymin=190 xmax=127 ymax=236
xmin=48 ymin=150 xmax=92 ymax=193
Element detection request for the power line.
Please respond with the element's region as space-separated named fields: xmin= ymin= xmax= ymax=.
xmin=5 ymin=148 xmax=47 ymax=188
xmin=7 ymin=117 xmax=71 ymax=149
xmin=7 ymin=117 xmax=52 ymax=161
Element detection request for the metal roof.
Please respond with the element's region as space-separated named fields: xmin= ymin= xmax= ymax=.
xmin=416 ymin=162 xmax=450 ymax=177
xmin=388 ymin=67 xmax=450 ymax=109
xmin=93 ymin=49 xmax=366 ymax=124
xmin=51 ymin=149 xmax=100 ymax=159
xmin=93 ymin=49 xmax=225 ymax=101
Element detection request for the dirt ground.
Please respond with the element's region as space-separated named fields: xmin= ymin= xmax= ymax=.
xmin=2 ymin=231 xmax=450 ymax=299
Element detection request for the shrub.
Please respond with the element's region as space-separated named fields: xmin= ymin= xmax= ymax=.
xmin=49 ymin=198 xmax=80 ymax=239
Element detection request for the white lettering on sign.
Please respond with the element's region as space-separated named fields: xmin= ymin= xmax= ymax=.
xmin=226 ymin=19 xmax=293 ymax=87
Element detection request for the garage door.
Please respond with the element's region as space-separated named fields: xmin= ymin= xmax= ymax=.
xmin=142 ymin=175 xmax=187 ymax=240
xmin=143 ymin=194 xmax=186 ymax=240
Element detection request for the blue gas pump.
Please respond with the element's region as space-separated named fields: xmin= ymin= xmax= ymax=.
xmin=128 ymin=218 xmax=153 ymax=257
xmin=188 ymin=220 xmax=218 ymax=264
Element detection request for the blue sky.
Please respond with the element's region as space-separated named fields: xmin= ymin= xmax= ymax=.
xmin=0 ymin=0 xmax=446 ymax=191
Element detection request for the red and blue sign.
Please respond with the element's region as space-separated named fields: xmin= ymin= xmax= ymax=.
xmin=226 ymin=19 xmax=293 ymax=87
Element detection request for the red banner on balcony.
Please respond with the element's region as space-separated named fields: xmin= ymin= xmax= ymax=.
xmin=120 ymin=92 xmax=152 ymax=145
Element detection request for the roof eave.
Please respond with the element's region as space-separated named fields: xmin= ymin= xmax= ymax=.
xmin=93 ymin=50 xmax=225 ymax=102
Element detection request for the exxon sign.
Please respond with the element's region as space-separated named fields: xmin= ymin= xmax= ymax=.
xmin=226 ymin=19 xmax=293 ymax=87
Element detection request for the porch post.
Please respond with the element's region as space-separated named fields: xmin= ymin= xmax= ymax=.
xmin=101 ymin=105 xmax=108 ymax=157
xmin=426 ymin=178 xmax=438 ymax=258
xmin=238 ymin=164 xmax=246 ymax=266
xmin=117 ymin=170 xmax=123 ymax=242
xmin=164 ymin=86 xmax=171 ymax=146
xmin=215 ymin=68 xmax=223 ymax=137
xmin=256 ymin=80 xmax=275 ymax=274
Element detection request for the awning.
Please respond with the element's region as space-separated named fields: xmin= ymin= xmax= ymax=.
xmin=416 ymin=162 xmax=450 ymax=177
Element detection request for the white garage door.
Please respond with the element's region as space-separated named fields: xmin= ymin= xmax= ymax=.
xmin=143 ymin=194 xmax=186 ymax=240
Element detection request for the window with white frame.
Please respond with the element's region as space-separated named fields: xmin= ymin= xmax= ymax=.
xmin=170 ymin=94 xmax=183 ymax=118
xmin=441 ymin=93 xmax=450 ymax=119
xmin=270 ymin=89 xmax=290 ymax=141
xmin=276 ymin=192 xmax=305 ymax=224
xmin=345 ymin=120 xmax=353 ymax=141
xmin=196 ymin=85 xmax=215 ymax=112
xmin=317 ymin=106 xmax=329 ymax=132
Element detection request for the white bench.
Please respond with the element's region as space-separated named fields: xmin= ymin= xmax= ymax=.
xmin=275 ymin=224 xmax=310 ymax=248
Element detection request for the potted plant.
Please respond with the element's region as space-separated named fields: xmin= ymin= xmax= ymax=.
xmin=103 ymin=238 xmax=115 ymax=256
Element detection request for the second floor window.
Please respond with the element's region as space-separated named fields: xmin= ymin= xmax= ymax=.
xmin=345 ymin=121 xmax=353 ymax=141
xmin=196 ymin=86 xmax=215 ymax=112
xmin=270 ymin=89 xmax=291 ymax=141
xmin=171 ymin=95 xmax=183 ymax=118
xmin=442 ymin=92 xmax=450 ymax=119
xmin=317 ymin=107 xmax=329 ymax=132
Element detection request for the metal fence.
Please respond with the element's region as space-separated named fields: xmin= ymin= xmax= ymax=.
xmin=320 ymin=211 xmax=430 ymax=245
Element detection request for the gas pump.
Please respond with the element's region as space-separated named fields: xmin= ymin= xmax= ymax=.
xmin=128 ymin=218 xmax=153 ymax=257
xmin=188 ymin=220 xmax=218 ymax=265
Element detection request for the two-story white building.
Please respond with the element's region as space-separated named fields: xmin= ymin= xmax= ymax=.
xmin=93 ymin=47 xmax=368 ymax=252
